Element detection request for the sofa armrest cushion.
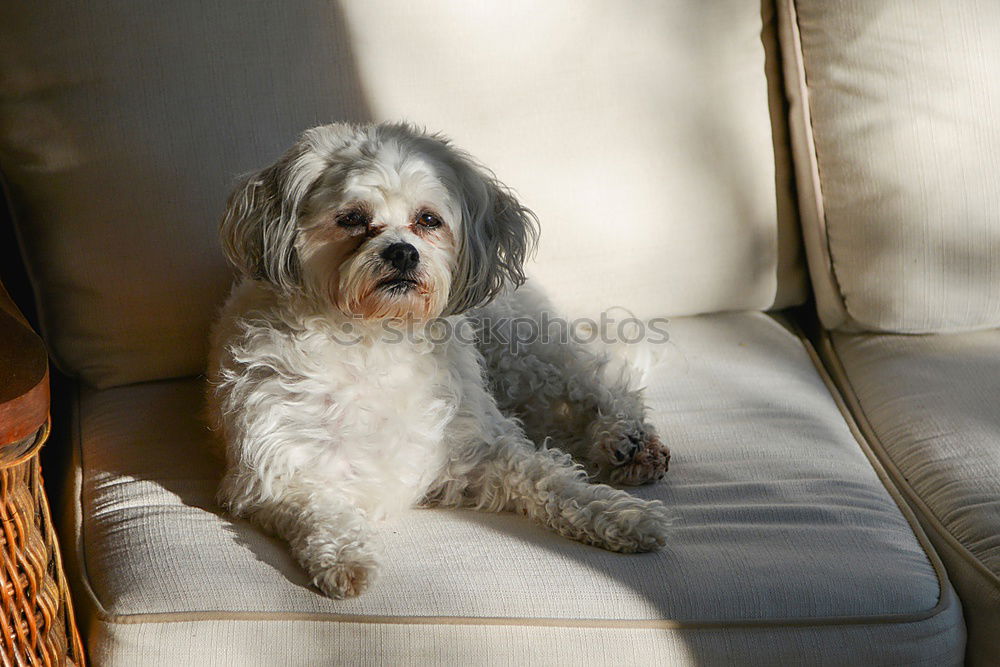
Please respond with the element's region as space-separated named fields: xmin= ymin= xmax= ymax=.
xmin=779 ymin=0 xmax=1000 ymax=333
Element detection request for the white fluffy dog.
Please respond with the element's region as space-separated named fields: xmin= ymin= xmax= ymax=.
xmin=207 ymin=123 xmax=672 ymax=599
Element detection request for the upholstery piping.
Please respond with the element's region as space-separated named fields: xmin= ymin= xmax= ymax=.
xmin=778 ymin=0 xmax=855 ymax=331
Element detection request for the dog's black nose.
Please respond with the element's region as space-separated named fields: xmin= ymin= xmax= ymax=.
xmin=381 ymin=242 xmax=419 ymax=273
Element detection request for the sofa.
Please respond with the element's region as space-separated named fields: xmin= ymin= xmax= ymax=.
xmin=0 ymin=1 xmax=996 ymax=664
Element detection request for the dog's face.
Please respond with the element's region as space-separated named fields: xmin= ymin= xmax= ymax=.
xmin=296 ymin=136 xmax=459 ymax=320
xmin=220 ymin=123 xmax=537 ymax=320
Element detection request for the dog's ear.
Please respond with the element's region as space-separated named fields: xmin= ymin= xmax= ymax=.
xmin=444 ymin=151 xmax=539 ymax=315
xmin=219 ymin=156 xmax=302 ymax=291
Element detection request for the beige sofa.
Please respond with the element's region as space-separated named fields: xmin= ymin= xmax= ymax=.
xmin=0 ymin=1 xmax=996 ymax=664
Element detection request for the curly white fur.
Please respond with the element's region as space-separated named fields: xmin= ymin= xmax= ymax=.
xmin=207 ymin=123 xmax=671 ymax=598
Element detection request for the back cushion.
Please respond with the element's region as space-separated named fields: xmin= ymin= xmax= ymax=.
xmin=0 ymin=1 xmax=799 ymax=388
xmin=780 ymin=0 xmax=1000 ymax=333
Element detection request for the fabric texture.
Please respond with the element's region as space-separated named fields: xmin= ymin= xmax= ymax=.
xmin=0 ymin=1 xmax=802 ymax=389
xmin=61 ymin=313 xmax=963 ymax=665
xmin=827 ymin=329 xmax=1000 ymax=665
xmin=779 ymin=0 xmax=1000 ymax=333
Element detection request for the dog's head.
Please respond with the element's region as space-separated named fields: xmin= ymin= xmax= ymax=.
xmin=220 ymin=123 xmax=538 ymax=320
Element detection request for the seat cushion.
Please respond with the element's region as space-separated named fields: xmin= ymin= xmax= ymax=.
xmin=61 ymin=312 xmax=963 ymax=665
xmin=824 ymin=329 xmax=1000 ymax=665
xmin=0 ymin=1 xmax=803 ymax=389
xmin=778 ymin=0 xmax=1000 ymax=333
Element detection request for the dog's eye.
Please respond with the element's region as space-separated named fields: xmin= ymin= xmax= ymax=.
xmin=336 ymin=210 xmax=369 ymax=228
xmin=417 ymin=212 xmax=442 ymax=228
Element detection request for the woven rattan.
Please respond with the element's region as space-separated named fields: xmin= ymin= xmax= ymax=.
xmin=0 ymin=420 xmax=84 ymax=666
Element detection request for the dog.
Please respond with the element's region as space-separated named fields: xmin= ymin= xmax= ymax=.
xmin=207 ymin=123 xmax=672 ymax=599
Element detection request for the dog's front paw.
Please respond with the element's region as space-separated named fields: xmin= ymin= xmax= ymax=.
xmin=581 ymin=493 xmax=672 ymax=553
xmin=592 ymin=418 xmax=671 ymax=486
xmin=298 ymin=540 xmax=380 ymax=599
xmin=312 ymin=558 xmax=378 ymax=599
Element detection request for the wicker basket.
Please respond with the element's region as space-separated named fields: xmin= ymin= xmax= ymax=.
xmin=0 ymin=420 xmax=84 ymax=666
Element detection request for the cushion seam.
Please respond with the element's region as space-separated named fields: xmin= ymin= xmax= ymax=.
xmin=780 ymin=0 xmax=855 ymax=330
xmin=92 ymin=608 xmax=953 ymax=629
xmin=72 ymin=382 xmax=115 ymax=625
